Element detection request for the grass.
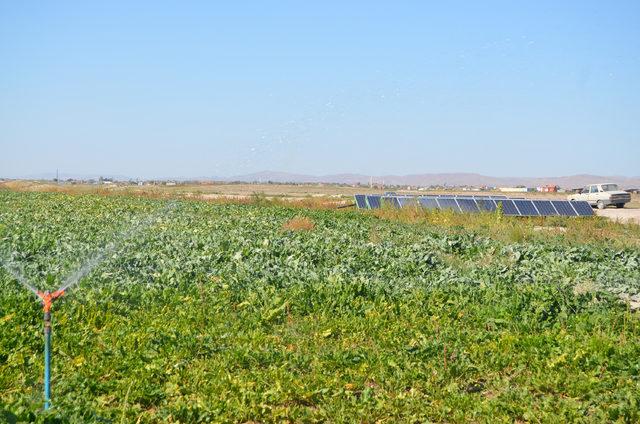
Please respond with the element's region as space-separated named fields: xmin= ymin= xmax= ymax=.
xmin=0 ymin=191 xmax=639 ymax=422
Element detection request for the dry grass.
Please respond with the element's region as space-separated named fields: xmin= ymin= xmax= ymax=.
xmin=281 ymin=217 xmax=315 ymax=232
xmin=371 ymin=206 xmax=640 ymax=248
xmin=628 ymin=194 xmax=640 ymax=208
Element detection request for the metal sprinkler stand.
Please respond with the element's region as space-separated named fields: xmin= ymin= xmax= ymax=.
xmin=36 ymin=290 xmax=65 ymax=410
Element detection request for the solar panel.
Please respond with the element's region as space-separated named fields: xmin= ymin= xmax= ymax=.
xmin=355 ymin=195 xmax=368 ymax=209
xmin=571 ymin=201 xmax=594 ymax=216
xmin=532 ymin=200 xmax=558 ymax=216
xmin=398 ymin=197 xmax=417 ymax=208
xmin=513 ymin=200 xmax=540 ymax=216
xmin=476 ymin=198 xmax=497 ymax=212
xmin=383 ymin=196 xmax=401 ymax=208
xmin=437 ymin=198 xmax=461 ymax=212
xmin=418 ymin=197 xmax=439 ymax=209
xmin=496 ymin=200 xmax=520 ymax=216
xmin=355 ymin=194 xmax=595 ymax=218
xmin=366 ymin=195 xmax=382 ymax=209
xmin=457 ymin=198 xmax=480 ymax=213
xmin=551 ymin=200 xmax=577 ymax=216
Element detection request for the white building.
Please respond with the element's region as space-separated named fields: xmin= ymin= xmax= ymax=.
xmin=498 ymin=187 xmax=530 ymax=193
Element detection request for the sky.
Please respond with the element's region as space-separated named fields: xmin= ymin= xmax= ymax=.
xmin=1 ymin=1 xmax=639 ymax=179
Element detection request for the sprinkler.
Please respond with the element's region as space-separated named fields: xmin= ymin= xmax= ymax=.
xmin=0 ymin=201 xmax=176 ymax=411
xmin=36 ymin=290 xmax=65 ymax=410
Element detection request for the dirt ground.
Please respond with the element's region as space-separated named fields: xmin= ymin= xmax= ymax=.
xmin=595 ymin=208 xmax=640 ymax=225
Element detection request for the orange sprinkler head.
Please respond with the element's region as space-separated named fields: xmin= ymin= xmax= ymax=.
xmin=37 ymin=290 xmax=65 ymax=313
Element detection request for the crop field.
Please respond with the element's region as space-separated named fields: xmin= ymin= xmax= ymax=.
xmin=1 ymin=191 xmax=640 ymax=423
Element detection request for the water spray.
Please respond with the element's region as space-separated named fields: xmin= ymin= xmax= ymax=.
xmin=0 ymin=201 xmax=176 ymax=411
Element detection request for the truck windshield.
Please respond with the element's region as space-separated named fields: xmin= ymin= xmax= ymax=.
xmin=601 ymin=184 xmax=619 ymax=192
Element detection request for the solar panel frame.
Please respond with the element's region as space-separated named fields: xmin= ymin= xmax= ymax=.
xmin=532 ymin=200 xmax=558 ymax=216
xmin=551 ymin=200 xmax=578 ymax=216
xmin=513 ymin=200 xmax=540 ymax=216
xmin=570 ymin=201 xmax=594 ymax=216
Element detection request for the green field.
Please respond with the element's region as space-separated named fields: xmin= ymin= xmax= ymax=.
xmin=1 ymin=191 xmax=639 ymax=423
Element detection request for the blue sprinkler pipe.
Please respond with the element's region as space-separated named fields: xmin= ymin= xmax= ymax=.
xmin=37 ymin=290 xmax=64 ymax=411
xmin=44 ymin=310 xmax=51 ymax=410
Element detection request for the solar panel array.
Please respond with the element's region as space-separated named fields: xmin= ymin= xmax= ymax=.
xmin=355 ymin=194 xmax=594 ymax=217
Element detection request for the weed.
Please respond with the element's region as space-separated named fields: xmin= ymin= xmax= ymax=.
xmin=282 ymin=216 xmax=315 ymax=232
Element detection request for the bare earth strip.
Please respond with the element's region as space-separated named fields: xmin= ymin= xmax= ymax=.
xmin=595 ymin=208 xmax=640 ymax=225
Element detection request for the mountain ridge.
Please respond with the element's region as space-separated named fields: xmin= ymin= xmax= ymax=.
xmin=223 ymin=171 xmax=640 ymax=189
xmin=5 ymin=171 xmax=640 ymax=189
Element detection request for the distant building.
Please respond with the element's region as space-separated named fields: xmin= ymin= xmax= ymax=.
xmin=537 ymin=185 xmax=558 ymax=193
xmin=498 ymin=187 xmax=530 ymax=193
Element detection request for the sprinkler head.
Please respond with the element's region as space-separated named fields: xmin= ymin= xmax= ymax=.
xmin=37 ymin=290 xmax=65 ymax=313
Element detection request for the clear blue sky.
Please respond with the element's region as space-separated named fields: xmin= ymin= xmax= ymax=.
xmin=1 ymin=1 xmax=638 ymax=179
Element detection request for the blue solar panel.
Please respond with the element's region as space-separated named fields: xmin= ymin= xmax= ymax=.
xmin=476 ymin=198 xmax=497 ymax=212
xmin=552 ymin=201 xmax=577 ymax=216
xmin=457 ymin=198 xmax=480 ymax=213
xmin=532 ymin=200 xmax=558 ymax=216
xmin=366 ymin=195 xmax=382 ymax=209
xmin=437 ymin=198 xmax=461 ymax=212
xmin=355 ymin=195 xmax=368 ymax=209
xmin=383 ymin=196 xmax=401 ymax=208
xmin=571 ymin=201 xmax=594 ymax=216
xmin=418 ymin=197 xmax=439 ymax=209
xmin=355 ymin=194 xmax=595 ymax=218
xmin=496 ymin=200 xmax=520 ymax=216
xmin=513 ymin=200 xmax=539 ymax=216
xmin=398 ymin=197 xmax=417 ymax=208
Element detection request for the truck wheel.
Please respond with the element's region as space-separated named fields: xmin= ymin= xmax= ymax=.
xmin=616 ymin=203 xmax=624 ymax=209
xmin=597 ymin=200 xmax=606 ymax=210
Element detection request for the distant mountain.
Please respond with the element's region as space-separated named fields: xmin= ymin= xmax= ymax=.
xmin=223 ymin=171 xmax=640 ymax=189
xmin=20 ymin=172 xmax=134 ymax=181
xmin=6 ymin=170 xmax=640 ymax=189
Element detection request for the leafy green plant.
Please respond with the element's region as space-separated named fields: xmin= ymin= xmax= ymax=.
xmin=0 ymin=191 xmax=638 ymax=423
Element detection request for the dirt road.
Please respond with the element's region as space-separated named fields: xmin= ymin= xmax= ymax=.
xmin=596 ymin=208 xmax=640 ymax=224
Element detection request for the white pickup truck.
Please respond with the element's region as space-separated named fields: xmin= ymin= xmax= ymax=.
xmin=568 ymin=183 xmax=631 ymax=209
